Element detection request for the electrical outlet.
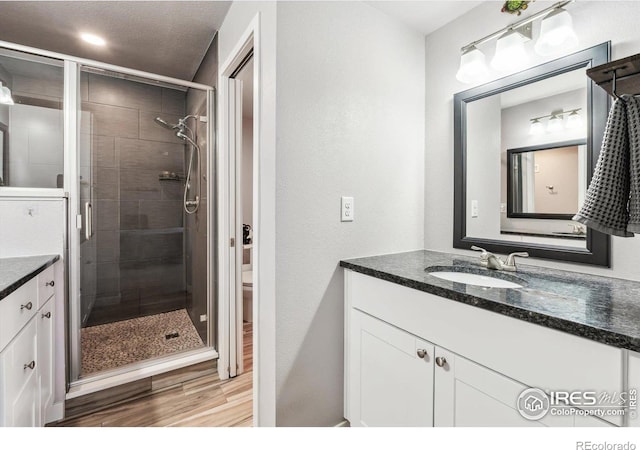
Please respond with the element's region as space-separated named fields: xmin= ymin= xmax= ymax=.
xmin=341 ymin=196 xmax=354 ymax=222
xmin=200 ymin=315 xmax=207 ymax=322
xmin=471 ymin=200 xmax=479 ymax=218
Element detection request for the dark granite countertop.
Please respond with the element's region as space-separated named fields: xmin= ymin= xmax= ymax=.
xmin=340 ymin=250 xmax=640 ymax=352
xmin=0 ymin=255 xmax=60 ymax=301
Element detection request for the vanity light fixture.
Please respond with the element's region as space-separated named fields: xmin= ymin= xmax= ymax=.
xmin=457 ymin=0 xmax=577 ymax=84
xmin=0 ymin=82 xmax=14 ymax=105
xmin=529 ymin=108 xmax=582 ymax=134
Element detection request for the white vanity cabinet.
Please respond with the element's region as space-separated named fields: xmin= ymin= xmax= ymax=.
xmin=345 ymin=270 xmax=624 ymax=427
xmin=0 ymin=260 xmax=62 ymax=427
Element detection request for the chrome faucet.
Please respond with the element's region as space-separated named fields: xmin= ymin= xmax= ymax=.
xmin=471 ymin=246 xmax=529 ymax=272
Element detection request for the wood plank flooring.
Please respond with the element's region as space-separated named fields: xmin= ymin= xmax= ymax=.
xmin=57 ymin=322 xmax=253 ymax=427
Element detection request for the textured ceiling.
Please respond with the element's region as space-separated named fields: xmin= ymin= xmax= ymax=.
xmin=366 ymin=1 xmax=483 ymax=36
xmin=0 ymin=1 xmax=230 ymax=81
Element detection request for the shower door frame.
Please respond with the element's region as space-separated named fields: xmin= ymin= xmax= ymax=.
xmin=0 ymin=39 xmax=219 ymax=392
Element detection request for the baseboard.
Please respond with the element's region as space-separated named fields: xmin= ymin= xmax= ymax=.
xmin=334 ymin=419 xmax=350 ymax=427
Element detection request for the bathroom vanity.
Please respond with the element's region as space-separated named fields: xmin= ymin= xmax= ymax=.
xmin=341 ymin=250 xmax=640 ymax=427
xmin=0 ymin=255 xmax=63 ymax=426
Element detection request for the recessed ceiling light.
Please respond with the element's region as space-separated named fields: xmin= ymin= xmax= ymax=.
xmin=80 ymin=32 xmax=106 ymax=47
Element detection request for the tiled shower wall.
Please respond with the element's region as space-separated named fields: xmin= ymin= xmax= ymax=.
xmin=81 ymin=73 xmax=189 ymax=326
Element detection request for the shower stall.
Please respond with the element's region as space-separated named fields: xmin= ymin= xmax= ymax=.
xmin=0 ymin=40 xmax=217 ymax=390
xmin=74 ymin=68 xmax=215 ymax=379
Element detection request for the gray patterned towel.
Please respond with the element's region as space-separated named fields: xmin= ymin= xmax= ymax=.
xmin=626 ymin=96 xmax=640 ymax=232
xmin=573 ymin=96 xmax=634 ymax=237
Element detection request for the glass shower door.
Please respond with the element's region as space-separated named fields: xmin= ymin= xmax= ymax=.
xmin=72 ymin=67 xmax=209 ymax=380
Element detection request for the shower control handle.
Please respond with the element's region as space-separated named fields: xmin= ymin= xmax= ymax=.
xmin=85 ymin=202 xmax=93 ymax=240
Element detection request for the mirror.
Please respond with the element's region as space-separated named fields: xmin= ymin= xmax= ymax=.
xmin=454 ymin=43 xmax=611 ymax=266
xmin=0 ymin=48 xmax=64 ymax=190
xmin=507 ymin=140 xmax=586 ymax=220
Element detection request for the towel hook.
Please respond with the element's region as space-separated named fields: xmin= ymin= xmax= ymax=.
xmin=606 ymin=66 xmax=627 ymax=101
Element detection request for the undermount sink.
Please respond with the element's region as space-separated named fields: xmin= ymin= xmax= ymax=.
xmin=427 ymin=267 xmax=524 ymax=289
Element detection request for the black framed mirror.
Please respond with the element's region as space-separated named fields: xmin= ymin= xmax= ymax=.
xmin=453 ymin=42 xmax=611 ymax=266
xmin=507 ymin=139 xmax=586 ymax=220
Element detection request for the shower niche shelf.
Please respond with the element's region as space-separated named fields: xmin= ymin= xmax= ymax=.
xmin=158 ymin=174 xmax=184 ymax=182
xmin=587 ymin=53 xmax=640 ymax=97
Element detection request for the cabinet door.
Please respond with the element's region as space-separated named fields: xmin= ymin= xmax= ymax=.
xmin=37 ymin=297 xmax=54 ymax=425
xmin=348 ymin=310 xmax=434 ymax=426
xmin=12 ymin=369 xmax=39 ymax=427
xmin=434 ymin=347 xmax=575 ymax=427
xmin=2 ymin=318 xmax=39 ymax=426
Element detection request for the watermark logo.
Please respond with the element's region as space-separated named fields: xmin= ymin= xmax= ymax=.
xmin=516 ymin=387 xmax=637 ymax=421
xmin=517 ymin=387 xmax=550 ymax=420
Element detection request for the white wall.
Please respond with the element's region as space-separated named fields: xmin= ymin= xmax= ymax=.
xmin=425 ymin=0 xmax=640 ymax=280
xmin=275 ymin=1 xmax=425 ymax=425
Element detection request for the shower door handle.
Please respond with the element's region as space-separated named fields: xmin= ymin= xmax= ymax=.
xmin=85 ymin=201 xmax=93 ymax=240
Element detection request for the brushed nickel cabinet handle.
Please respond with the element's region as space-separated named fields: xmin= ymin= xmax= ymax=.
xmin=46 ymin=280 xmax=55 ymax=287
xmin=20 ymin=302 xmax=33 ymax=311
xmin=416 ymin=349 xmax=428 ymax=359
xmin=42 ymin=311 xmax=52 ymax=319
xmin=435 ymin=356 xmax=447 ymax=368
xmin=24 ymin=361 xmax=35 ymax=370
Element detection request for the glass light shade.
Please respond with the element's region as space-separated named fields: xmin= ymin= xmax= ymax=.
xmin=0 ymin=83 xmax=14 ymax=105
xmin=491 ymin=30 xmax=529 ymax=72
xmin=566 ymin=110 xmax=582 ymax=129
xmin=456 ymin=46 xmax=490 ymax=84
xmin=547 ymin=114 xmax=564 ymax=133
xmin=529 ymin=119 xmax=545 ymax=135
xmin=534 ymin=8 xmax=578 ymax=56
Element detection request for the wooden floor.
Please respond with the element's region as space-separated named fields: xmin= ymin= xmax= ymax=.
xmin=58 ymin=322 xmax=253 ymax=427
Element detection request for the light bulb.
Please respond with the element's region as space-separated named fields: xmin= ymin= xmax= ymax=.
xmin=456 ymin=46 xmax=490 ymax=84
xmin=529 ymin=119 xmax=545 ymax=135
xmin=535 ymin=8 xmax=578 ymax=56
xmin=566 ymin=110 xmax=582 ymax=129
xmin=491 ymin=29 xmax=529 ymax=72
xmin=547 ymin=114 xmax=564 ymax=133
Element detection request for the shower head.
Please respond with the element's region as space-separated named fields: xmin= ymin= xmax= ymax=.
xmin=154 ymin=117 xmax=179 ymax=130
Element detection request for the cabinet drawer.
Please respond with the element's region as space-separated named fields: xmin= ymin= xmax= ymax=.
xmin=1 ymin=318 xmax=37 ymax=397
xmin=36 ymin=265 xmax=56 ymax=310
xmin=0 ymin=279 xmax=38 ymax=352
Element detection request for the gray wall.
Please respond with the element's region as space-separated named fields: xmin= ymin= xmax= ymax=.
xmin=81 ymin=72 xmax=188 ymax=326
xmin=425 ymin=1 xmax=640 ymax=282
xmin=185 ymin=33 xmax=218 ymax=343
xmin=275 ymin=1 xmax=425 ymax=426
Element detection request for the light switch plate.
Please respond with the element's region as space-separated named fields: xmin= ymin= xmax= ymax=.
xmin=341 ymin=196 xmax=354 ymax=222
xmin=471 ymin=200 xmax=479 ymax=218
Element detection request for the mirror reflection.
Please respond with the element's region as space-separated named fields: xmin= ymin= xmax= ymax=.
xmin=507 ymin=140 xmax=586 ymax=219
xmin=465 ymin=67 xmax=588 ymax=248
xmin=0 ymin=49 xmax=64 ymax=189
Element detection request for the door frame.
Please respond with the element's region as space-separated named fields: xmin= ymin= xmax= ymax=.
xmin=218 ymin=13 xmax=273 ymax=426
